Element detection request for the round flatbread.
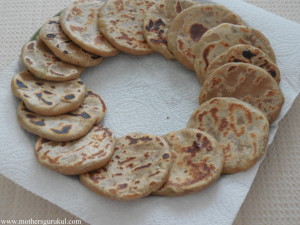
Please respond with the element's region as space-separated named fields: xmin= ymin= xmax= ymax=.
xmin=11 ymin=70 xmax=87 ymax=116
xmin=167 ymin=5 xmax=244 ymax=70
xmin=21 ymin=39 xmax=84 ymax=81
xmin=204 ymin=44 xmax=280 ymax=84
xmin=60 ymin=0 xmax=119 ymax=57
xmin=187 ymin=97 xmax=269 ymax=174
xmin=17 ymin=90 xmax=106 ymax=141
xmin=39 ymin=17 xmax=103 ymax=67
xmin=154 ymin=128 xmax=223 ymax=196
xmin=143 ymin=0 xmax=195 ymax=59
xmin=80 ymin=133 xmax=172 ymax=200
xmin=199 ymin=63 xmax=284 ymax=123
xmin=98 ymin=0 xmax=156 ymax=55
xmin=194 ymin=23 xmax=277 ymax=82
xmin=35 ymin=125 xmax=115 ymax=175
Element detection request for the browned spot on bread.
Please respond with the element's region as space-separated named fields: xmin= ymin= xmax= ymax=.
xmin=49 ymin=70 xmax=65 ymax=76
xmin=176 ymin=1 xmax=182 ymax=13
xmin=134 ymin=163 xmax=152 ymax=171
xmin=145 ymin=19 xmax=154 ymax=31
xmin=25 ymin=58 xmax=33 ymax=65
xmin=148 ymin=171 xmax=160 ymax=177
xmin=94 ymin=35 xmax=106 ymax=45
xmin=35 ymin=93 xmax=53 ymax=105
xmin=27 ymin=43 xmax=34 ymax=50
xmin=114 ymin=0 xmax=124 ymax=12
xmin=64 ymin=94 xmax=75 ymax=100
xmin=178 ymin=39 xmax=184 ymax=50
xmin=125 ymin=135 xmax=153 ymax=145
xmin=48 ymin=20 xmax=59 ymax=24
xmin=70 ymin=25 xmax=85 ymax=32
xmin=68 ymin=112 xmax=91 ymax=119
xmin=154 ymin=19 xmax=165 ymax=31
xmin=150 ymin=38 xmax=167 ymax=45
xmin=219 ymin=118 xmax=228 ymax=131
xmin=46 ymin=34 xmax=56 ymax=38
xmin=162 ymin=153 xmax=169 ymax=159
xmin=30 ymin=119 xmax=45 ymax=126
xmin=118 ymin=157 xmax=136 ymax=165
xmin=190 ymin=24 xmax=208 ymax=42
xmin=16 ymin=79 xmax=28 ymax=89
xmin=242 ymin=49 xmax=256 ymax=59
xmin=117 ymin=183 xmax=128 ymax=190
xmin=203 ymin=44 xmax=215 ymax=70
xmin=51 ymin=125 xmax=72 ymax=134
xmin=71 ymin=6 xmax=83 ymax=16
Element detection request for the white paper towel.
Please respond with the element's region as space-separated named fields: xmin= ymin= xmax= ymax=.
xmin=0 ymin=0 xmax=300 ymax=224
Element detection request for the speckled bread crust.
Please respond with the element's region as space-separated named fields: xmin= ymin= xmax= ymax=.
xmin=80 ymin=133 xmax=172 ymax=200
xmin=35 ymin=125 xmax=116 ymax=175
xmin=98 ymin=0 xmax=156 ymax=55
xmin=204 ymin=44 xmax=280 ymax=84
xmin=199 ymin=63 xmax=284 ymax=123
xmin=187 ymin=97 xmax=269 ymax=174
xmin=39 ymin=17 xmax=103 ymax=67
xmin=194 ymin=23 xmax=277 ymax=83
xmin=17 ymin=90 xmax=106 ymax=142
xmin=154 ymin=128 xmax=223 ymax=196
xmin=21 ymin=39 xmax=84 ymax=81
xmin=167 ymin=5 xmax=244 ymax=70
xmin=11 ymin=70 xmax=87 ymax=116
xmin=60 ymin=0 xmax=119 ymax=57
xmin=143 ymin=0 xmax=195 ymax=59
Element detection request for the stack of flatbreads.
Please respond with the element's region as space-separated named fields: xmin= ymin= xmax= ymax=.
xmin=10 ymin=0 xmax=284 ymax=200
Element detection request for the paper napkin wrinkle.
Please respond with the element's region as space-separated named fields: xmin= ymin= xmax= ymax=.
xmin=1 ymin=0 xmax=300 ymax=225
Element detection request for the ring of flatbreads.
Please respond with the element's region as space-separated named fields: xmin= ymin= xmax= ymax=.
xmin=60 ymin=0 xmax=119 ymax=57
xmin=21 ymin=39 xmax=84 ymax=81
xmin=80 ymin=133 xmax=172 ymax=200
xmin=143 ymin=0 xmax=196 ymax=59
xmin=35 ymin=125 xmax=115 ymax=175
xmin=11 ymin=0 xmax=285 ymax=200
xmin=154 ymin=128 xmax=223 ymax=196
xmin=11 ymin=70 xmax=87 ymax=116
xmin=187 ymin=97 xmax=269 ymax=174
xmin=17 ymin=90 xmax=106 ymax=141
xmin=199 ymin=63 xmax=284 ymax=123
xmin=167 ymin=5 xmax=244 ymax=70
xmin=205 ymin=44 xmax=281 ymax=84
xmin=98 ymin=0 xmax=156 ymax=55
xmin=194 ymin=23 xmax=277 ymax=83
xmin=39 ymin=17 xmax=103 ymax=67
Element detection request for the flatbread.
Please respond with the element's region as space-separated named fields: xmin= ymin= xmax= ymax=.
xmin=204 ymin=44 xmax=280 ymax=84
xmin=21 ymin=39 xmax=84 ymax=81
xmin=194 ymin=23 xmax=277 ymax=82
xmin=35 ymin=125 xmax=115 ymax=175
xmin=199 ymin=63 xmax=284 ymax=123
xmin=39 ymin=17 xmax=103 ymax=67
xmin=98 ymin=0 xmax=156 ymax=55
xmin=17 ymin=90 xmax=106 ymax=141
xmin=80 ymin=133 xmax=172 ymax=200
xmin=154 ymin=128 xmax=223 ymax=196
xmin=143 ymin=0 xmax=195 ymax=59
xmin=167 ymin=5 xmax=244 ymax=70
xmin=187 ymin=97 xmax=269 ymax=174
xmin=60 ymin=0 xmax=119 ymax=57
xmin=11 ymin=70 xmax=87 ymax=116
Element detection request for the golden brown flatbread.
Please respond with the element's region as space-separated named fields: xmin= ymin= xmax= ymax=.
xmin=39 ymin=17 xmax=103 ymax=67
xmin=35 ymin=125 xmax=115 ymax=175
xmin=98 ymin=0 xmax=156 ymax=55
xmin=60 ymin=0 xmax=119 ymax=57
xmin=168 ymin=5 xmax=244 ymax=70
xmin=199 ymin=63 xmax=284 ymax=123
xmin=187 ymin=97 xmax=269 ymax=174
xmin=80 ymin=133 xmax=172 ymax=200
xmin=11 ymin=70 xmax=87 ymax=116
xmin=18 ymin=90 xmax=106 ymax=141
xmin=154 ymin=128 xmax=223 ymax=196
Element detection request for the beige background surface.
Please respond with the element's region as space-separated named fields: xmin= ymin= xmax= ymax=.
xmin=0 ymin=0 xmax=299 ymax=224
